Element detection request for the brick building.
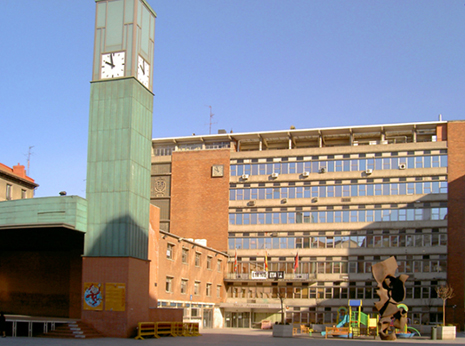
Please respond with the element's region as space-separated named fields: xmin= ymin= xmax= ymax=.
xmin=156 ymin=230 xmax=228 ymax=328
xmin=151 ymin=120 xmax=465 ymax=329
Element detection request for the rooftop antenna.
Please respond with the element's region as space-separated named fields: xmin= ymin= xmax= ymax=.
xmin=207 ymin=105 xmax=215 ymax=134
xmin=439 ymin=114 xmax=443 ymax=121
xmin=25 ymin=145 xmax=34 ymax=176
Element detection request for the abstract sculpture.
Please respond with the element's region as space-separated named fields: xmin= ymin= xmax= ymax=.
xmin=372 ymin=256 xmax=408 ymax=340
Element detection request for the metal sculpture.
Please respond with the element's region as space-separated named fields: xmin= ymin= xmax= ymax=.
xmin=372 ymin=256 xmax=408 ymax=340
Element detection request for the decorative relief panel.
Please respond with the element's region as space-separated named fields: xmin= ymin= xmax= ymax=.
xmin=151 ymin=176 xmax=170 ymax=197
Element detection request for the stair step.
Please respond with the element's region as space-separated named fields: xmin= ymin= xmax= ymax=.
xmin=38 ymin=321 xmax=104 ymax=339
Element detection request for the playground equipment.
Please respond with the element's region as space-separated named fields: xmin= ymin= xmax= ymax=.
xmin=395 ymin=304 xmax=421 ymax=338
xmin=348 ymin=299 xmax=379 ymax=337
xmin=323 ymin=300 xmax=378 ymax=338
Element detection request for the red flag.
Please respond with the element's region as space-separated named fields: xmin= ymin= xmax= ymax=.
xmin=264 ymin=251 xmax=269 ymax=271
xmin=234 ymin=249 xmax=238 ymax=272
xmin=293 ymin=252 xmax=299 ymax=272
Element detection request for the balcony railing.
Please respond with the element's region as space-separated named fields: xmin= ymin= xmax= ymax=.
xmin=225 ymin=272 xmax=316 ymax=280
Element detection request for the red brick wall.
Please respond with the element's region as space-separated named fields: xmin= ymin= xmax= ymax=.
xmin=149 ymin=308 xmax=183 ymax=322
xmin=170 ymin=149 xmax=230 ymax=251
xmin=446 ymin=121 xmax=465 ymax=325
xmin=437 ymin=124 xmax=447 ymax=141
xmin=148 ymin=205 xmax=160 ymax=308
xmin=81 ymin=257 xmax=150 ymax=338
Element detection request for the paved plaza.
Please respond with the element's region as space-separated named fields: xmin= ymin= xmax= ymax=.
xmin=1 ymin=329 xmax=465 ymax=346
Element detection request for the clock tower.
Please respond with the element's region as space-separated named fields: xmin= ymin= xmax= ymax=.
xmin=83 ymin=0 xmax=156 ymax=337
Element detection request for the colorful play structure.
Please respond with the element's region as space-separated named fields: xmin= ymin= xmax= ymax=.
xmin=322 ymin=300 xmax=420 ymax=339
xmin=394 ymin=304 xmax=421 ymax=338
xmin=323 ymin=300 xmax=377 ymax=338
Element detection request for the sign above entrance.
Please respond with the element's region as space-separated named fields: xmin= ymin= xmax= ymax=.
xmin=268 ymin=271 xmax=284 ymax=279
xmin=251 ymin=271 xmax=267 ymax=279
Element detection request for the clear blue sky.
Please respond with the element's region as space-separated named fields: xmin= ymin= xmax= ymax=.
xmin=1 ymin=1 xmax=464 ymax=198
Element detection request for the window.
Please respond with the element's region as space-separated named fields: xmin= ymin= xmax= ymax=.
xmin=206 ymin=283 xmax=212 ymax=297
xmin=6 ymin=184 xmax=12 ymax=200
xmin=21 ymin=189 xmax=27 ymax=199
xmin=167 ymin=243 xmax=174 ymax=260
xmin=165 ymin=277 xmax=173 ymax=292
xmin=182 ymin=248 xmax=188 ymax=264
xmin=207 ymin=256 xmax=212 ymax=269
xmin=181 ymin=279 xmax=188 ymax=294
xmin=191 ymin=308 xmax=200 ymax=318
xmin=195 ymin=252 xmax=201 ymax=267
xmin=194 ymin=281 xmax=200 ymax=295
xmin=217 ymin=285 xmax=222 ymax=298
xmin=217 ymin=259 xmax=222 ymax=271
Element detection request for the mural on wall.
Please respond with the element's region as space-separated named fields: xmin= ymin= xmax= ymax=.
xmin=83 ymin=282 xmax=103 ymax=310
xmin=372 ymin=256 xmax=409 ymax=340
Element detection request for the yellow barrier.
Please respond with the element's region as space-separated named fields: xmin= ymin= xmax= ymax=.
xmin=135 ymin=322 xmax=157 ymax=340
xmin=154 ymin=322 xmax=178 ymax=338
xmin=135 ymin=322 xmax=201 ymax=339
xmin=184 ymin=322 xmax=202 ymax=336
xmin=173 ymin=322 xmax=187 ymax=336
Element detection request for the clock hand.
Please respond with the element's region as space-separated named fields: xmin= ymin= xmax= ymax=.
xmin=110 ymin=53 xmax=114 ymax=66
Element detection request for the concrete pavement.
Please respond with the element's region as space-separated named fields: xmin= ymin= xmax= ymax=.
xmin=1 ymin=329 xmax=465 ymax=346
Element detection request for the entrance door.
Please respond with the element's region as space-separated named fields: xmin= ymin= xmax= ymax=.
xmin=225 ymin=312 xmax=250 ymax=328
xmin=203 ymin=309 xmax=213 ymax=328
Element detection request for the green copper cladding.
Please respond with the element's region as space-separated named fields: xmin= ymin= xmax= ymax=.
xmin=85 ymin=78 xmax=153 ymax=259
xmin=95 ymin=0 xmax=157 ymax=17
xmin=0 ymin=196 xmax=87 ymax=232
xmin=92 ymin=0 xmax=156 ymax=90
xmin=87 ymin=0 xmax=155 ymax=259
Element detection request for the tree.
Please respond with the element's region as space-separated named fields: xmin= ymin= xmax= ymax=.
xmin=277 ymin=288 xmax=286 ymax=324
xmin=435 ymin=284 xmax=455 ymax=326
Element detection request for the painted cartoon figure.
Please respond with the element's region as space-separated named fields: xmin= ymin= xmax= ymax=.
xmin=84 ymin=284 xmax=103 ymax=308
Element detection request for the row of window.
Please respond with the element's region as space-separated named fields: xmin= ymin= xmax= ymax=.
xmin=229 ymin=232 xmax=447 ymax=250
xmin=229 ymin=258 xmax=446 ymax=275
xmin=167 ymin=244 xmax=223 ymax=271
xmin=165 ymin=276 xmax=221 ymax=298
xmin=154 ymin=142 xmax=231 ymax=156
xmin=231 ymin=155 xmax=448 ymax=176
xmin=224 ymin=310 xmax=441 ymax=327
xmin=229 ymin=207 xmax=448 ymax=225
xmin=230 ymin=181 xmax=447 ymax=200
xmin=3 ymin=184 xmax=27 ymax=200
xmin=226 ymin=281 xmax=441 ymax=300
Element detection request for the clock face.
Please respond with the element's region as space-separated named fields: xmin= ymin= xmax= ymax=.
xmin=137 ymin=56 xmax=150 ymax=88
xmin=212 ymin=165 xmax=224 ymax=177
xmin=101 ymin=51 xmax=125 ymax=79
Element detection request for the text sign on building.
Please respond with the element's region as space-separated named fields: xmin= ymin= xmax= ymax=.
xmin=268 ymin=271 xmax=284 ymax=280
xmin=105 ymin=283 xmax=126 ymax=311
xmin=251 ymin=271 xmax=267 ymax=279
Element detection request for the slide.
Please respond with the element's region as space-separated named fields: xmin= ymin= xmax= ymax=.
xmin=337 ymin=314 xmax=350 ymax=328
xmin=321 ymin=315 xmax=350 ymax=337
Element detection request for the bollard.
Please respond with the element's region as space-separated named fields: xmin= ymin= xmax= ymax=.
xmin=431 ymin=326 xmax=437 ymax=340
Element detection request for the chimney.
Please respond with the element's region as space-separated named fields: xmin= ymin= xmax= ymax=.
xmin=13 ymin=163 xmax=26 ymax=178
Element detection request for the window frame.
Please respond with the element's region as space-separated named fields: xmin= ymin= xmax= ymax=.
xmin=167 ymin=243 xmax=174 ymax=260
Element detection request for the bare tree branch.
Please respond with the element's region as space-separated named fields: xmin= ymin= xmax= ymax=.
xmin=435 ymin=284 xmax=455 ymax=325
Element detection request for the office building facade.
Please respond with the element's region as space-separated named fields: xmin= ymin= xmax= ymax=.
xmin=151 ymin=120 xmax=465 ymax=329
